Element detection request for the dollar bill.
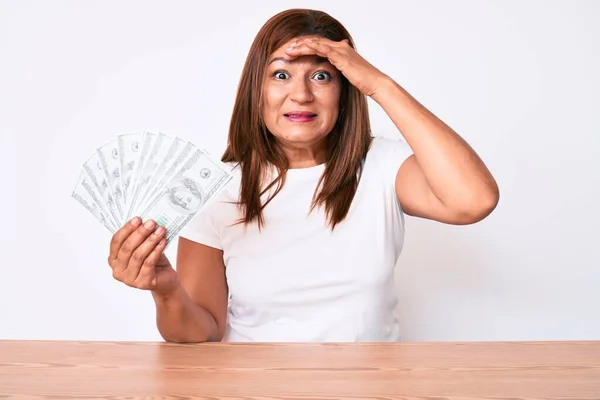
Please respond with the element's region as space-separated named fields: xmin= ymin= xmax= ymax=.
xmin=136 ymin=139 xmax=197 ymax=216
xmin=117 ymin=131 xmax=145 ymax=216
xmin=140 ymin=148 xmax=233 ymax=245
xmin=96 ymin=138 xmax=124 ymax=222
xmin=124 ymin=131 xmax=156 ymax=221
xmin=71 ymin=170 xmax=117 ymax=233
xmin=82 ymin=152 xmax=121 ymax=228
xmin=126 ymin=132 xmax=174 ymax=221
xmin=73 ymin=131 xmax=233 ymax=241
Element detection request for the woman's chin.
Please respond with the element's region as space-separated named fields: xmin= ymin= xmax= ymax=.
xmin=275 ymin=131 xmax=329 ymax=146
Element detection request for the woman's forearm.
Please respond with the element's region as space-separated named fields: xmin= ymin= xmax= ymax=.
xmin=372 ymin=75 xmax=499 ymax=210
xmin=151 ymin=285 xmax=221 ymax=343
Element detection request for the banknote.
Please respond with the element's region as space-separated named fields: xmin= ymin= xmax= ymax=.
xmin=125 ymin=131 xmax=164 ymax=221
xmin=73 ymin=131 xmax=233 ymax=243
xmin=124 ymin=131 xmax=156 ymax=221
xmin=137 ymin=140 xmax=197 ymax=216
xmin=140 ymin=148 xmax=233 ymax=245
xmin=117 ymin=131 xmax=145 ymax=210
xmin=71 ymin=170 xmax=117 ymax=233
xmin=96 ymin=138 xmax=124 ymax=221
xmin=82 ymin=152 xmax=121 ymax=228
xmin=134 ymin=135 xmax=188 ymax=213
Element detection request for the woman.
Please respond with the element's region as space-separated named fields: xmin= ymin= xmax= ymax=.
xmin=107 ymin=9 xmax=499 ymax=342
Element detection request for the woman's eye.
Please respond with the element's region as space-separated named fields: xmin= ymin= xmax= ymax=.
xmin=313 ymin=71 xmax=331 ymax=81
xmin=274 ymin=71 xmax=289 ymax=80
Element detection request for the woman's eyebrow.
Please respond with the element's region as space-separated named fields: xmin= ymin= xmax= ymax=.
xmin=268 ymin=56 xmax=329 ymax=65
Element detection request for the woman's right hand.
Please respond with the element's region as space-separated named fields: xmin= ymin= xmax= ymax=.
xmin=108 ymin=217 xmax=180 ymax=295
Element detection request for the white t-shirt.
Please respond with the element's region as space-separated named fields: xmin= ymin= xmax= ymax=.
xmin=179 ymin=136 xmax=413 ymax=342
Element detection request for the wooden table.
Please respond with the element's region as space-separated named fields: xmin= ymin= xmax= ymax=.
xmin=1 ymin=340 xmax=599 ymax=399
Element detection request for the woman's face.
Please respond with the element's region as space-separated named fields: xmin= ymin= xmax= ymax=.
xmin=261 ymin=36 xmax=342 ymax=160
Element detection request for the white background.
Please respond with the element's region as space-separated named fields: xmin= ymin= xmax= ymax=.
xmin=1 ymin=0 xmax=598 ymax=342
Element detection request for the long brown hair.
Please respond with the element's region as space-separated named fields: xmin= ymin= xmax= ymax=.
xmin=221 ymin=8 xmax=373 ymax=230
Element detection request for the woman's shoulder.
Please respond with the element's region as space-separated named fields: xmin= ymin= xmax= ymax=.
xmin=365 ymin=135 xmax=414 ymax=170
xmin=368 ymin=135 xmax=412 ymax=155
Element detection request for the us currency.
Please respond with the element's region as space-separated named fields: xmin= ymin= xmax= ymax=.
xmin=71 ymin=170 xmax=117 ymax=233
xmin=96 ymin=138 xmax=124 ymax=222
xmin=117 ymin=131 xmax=145 ymax=215
xmin=82 ymin=152 xmax=121 ymax=228
xmin=124 ymin=131 xmax=156 ymax=221
xmin=137 ymin=140 xmax=198 ymax=215
xmin=134 ymin=135 xmax=188 ymax=217
xmin=140 ymin=148 xmax=233 ymax=245
xmin=125 ymin=132 xmax=174 ymax=221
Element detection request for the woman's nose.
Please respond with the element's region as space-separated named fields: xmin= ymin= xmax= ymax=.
xmin=289 ymin=78 xmax=314 ymax=103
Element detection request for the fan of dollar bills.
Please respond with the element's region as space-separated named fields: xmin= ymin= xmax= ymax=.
xmin=71 ymin=130 xmax=233 ymax=244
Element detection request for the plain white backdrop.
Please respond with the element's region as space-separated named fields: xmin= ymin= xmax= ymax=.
xmin=1 ymin=0 xmax=598 ymax=342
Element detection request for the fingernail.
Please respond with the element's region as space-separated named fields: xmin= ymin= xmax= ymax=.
xmin=130 ymin=217 xmax=141 ymax=227
xmin=144 ymin=220 xmax=155 ymax=229
xmin=154 ymin=226 xmax=164 ymax=236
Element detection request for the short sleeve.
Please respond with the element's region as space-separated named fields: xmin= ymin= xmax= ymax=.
xmin=368 ymin=135 xmax=414 ymax=187
xmin=178 ymin=204 xmax=222 ymax=250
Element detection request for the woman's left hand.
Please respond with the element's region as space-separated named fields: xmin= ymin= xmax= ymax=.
xmin=284 ymin=36 xmax=388 ymax=98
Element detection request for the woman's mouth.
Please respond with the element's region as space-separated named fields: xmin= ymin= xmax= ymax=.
xmin=284 ymin=112 xmax=317 ymax=123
